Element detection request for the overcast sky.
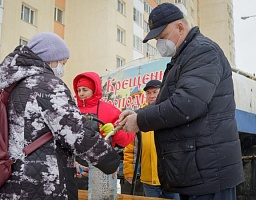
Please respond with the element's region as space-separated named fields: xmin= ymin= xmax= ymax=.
xmin=233 ymin=0 xmax=256 ymax=75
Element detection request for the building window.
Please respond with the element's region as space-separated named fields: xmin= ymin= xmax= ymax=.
xmin=21 ymin=4 xmax=35 ymax=25
xmin=143 ymin=43 xmax=157 ymax=56
xmin=143 ymin=20 xmax=149 ymax=33
xmin=117 ymin=0 xmax=125 ymax=14
xmin=229 ymin=35 xmax=234 ymax=46
xmin=0 ymin=0 xmax=3 ymax=7
xmin=227 ymin=3 xmax=232 ymax=18
xmin=228 ymin=19 xmax=231 ymax=30
xmin=133 ymin=8 xmax=142 ymax=27
xmin=133 ymin=35 xmax=142 ymax=53
xmin=144 ymin=2 xmax=152 ymax=14
xmin=190 ymin=7 xmax=194 ymax=18
xmin=117 ymin=27 xmax=125 ymax=44
xmin=116 ymin=56 xmax=125 ymax=68
xmin=20 ymin=38 xmax=28 ymax=46
xmin=175 ymin=0 xmax=186 ymax=7
xmin=54 ymin=7 xmax=64 ymax=23
xmin=229 ymin=52 xmax=233 ymax=64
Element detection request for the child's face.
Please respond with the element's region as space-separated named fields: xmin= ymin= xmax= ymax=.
xmin=77 ymin=86 xmax=93 ymax=100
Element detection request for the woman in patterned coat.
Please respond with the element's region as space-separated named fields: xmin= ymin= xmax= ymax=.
xmin=0 ymin=32 xmax=120 ymax=199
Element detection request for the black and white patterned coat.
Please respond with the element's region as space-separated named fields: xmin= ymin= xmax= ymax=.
xmin=0 ymin=46 xmax=120 ymax=199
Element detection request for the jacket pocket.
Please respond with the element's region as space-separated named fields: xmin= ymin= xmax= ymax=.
xmin=160 ymin=138 xmax=203 ymax=189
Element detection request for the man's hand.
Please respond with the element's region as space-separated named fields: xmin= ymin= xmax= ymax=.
xmin=100 ymin=123 xmax=114 ymax=137
xmin=126 ymin=177 xmax=133 ymax=184
xmin=118 ymin=110 xmax=136 ymax=125
xmin=119 ymin=111 xmax=139 ymax=133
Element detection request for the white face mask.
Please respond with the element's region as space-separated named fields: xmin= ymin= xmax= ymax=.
xmin=156 ymin=23 xmax=177 ymax=57
xmin=156 ymin=39 xmax=176 ymax=57
xmin=51 ymin=62 xmax=64 ymax=78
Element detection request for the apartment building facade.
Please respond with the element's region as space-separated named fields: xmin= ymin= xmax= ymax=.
xmin=0 ymin=0 xmax=234 ymax=90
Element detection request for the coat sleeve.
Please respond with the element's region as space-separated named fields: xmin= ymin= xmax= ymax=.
xmin=113 ymin=129 xmax=135 ymax=147
xmin=138 ymin=45 xmax=224 ymax=131
xmin=36 ymin=79 xmax=120 ymax=174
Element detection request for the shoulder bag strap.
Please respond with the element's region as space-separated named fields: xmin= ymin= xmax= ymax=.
xmin=23 ymin=131 xmax=53 ymax=156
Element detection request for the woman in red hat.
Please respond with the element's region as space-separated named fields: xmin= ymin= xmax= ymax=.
xmin=73 ymin=71 xmax=135 ymax=189
xmin=73 ymin=71 xmax=135 ymax=147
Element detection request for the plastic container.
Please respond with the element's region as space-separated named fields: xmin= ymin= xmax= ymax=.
xmin=88 ymin=163 xmax=117 ymax=200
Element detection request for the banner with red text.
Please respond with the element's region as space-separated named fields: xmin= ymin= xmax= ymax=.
xmin=101 ymin=57 xmax=170 ymax=110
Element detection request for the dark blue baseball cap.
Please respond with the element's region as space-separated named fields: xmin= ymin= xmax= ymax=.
xmin=143 ymin=80 xmax=162 ymax=91
xmin=143 ymin=3 xmax=184 ymax=43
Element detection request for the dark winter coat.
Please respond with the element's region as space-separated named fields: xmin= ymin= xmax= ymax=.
xmin=0 ymin=46 xmax=120 ymax=199
xmin=137 ymin=27 xmax=244 ymax=195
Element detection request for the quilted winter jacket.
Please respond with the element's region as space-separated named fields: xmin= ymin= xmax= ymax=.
xmin=123 ymin=104 xmax=160 ymax=185
xmin=73 ymin=72 xmax=135 ymax=147
xmin=0 ymin=46 xmax=120 ymax=199
xmin=137 ymin=27 xmax=244 ymax=195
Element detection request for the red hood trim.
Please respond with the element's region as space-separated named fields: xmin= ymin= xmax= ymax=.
xmin=73 ymin=72 xmax=102 ymax=108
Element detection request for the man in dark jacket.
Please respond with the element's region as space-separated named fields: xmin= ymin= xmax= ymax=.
xmin=118 ymin=3 xmax=244 ymax=200
xmin=0 ymin=32 xmax=120 ymax=199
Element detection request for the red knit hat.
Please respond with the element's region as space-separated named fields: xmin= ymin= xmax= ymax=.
xmin=77 ymin=77 xmax=95 ymax=92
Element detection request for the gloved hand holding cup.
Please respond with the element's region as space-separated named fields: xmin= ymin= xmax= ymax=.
xmin=100 ymin=123 xmax=114 ymax=137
